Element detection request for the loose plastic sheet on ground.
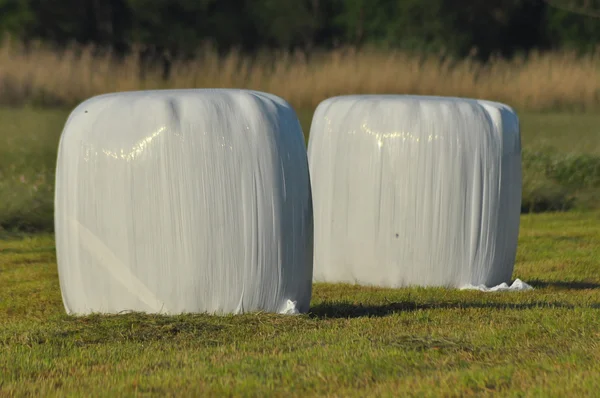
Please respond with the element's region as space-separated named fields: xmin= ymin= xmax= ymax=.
xmin=55 ymin=89 xmax=313 ymax=315
xmin=460 ymin=279 xmax=533 ymax=292
xmin=308 ymin=95 xmax=522 ymax=288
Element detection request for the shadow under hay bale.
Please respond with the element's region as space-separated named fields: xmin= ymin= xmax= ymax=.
xmin=309 ymin=300 xmax=577 ymax=319
xmin=526 ymin=280 xmax=600 ymax=290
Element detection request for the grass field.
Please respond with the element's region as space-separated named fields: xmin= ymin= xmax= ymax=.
xmin=1 ymin=105 xmax=599 ymax=395
xmin=1 ymin=211 xmax=600 ymax=396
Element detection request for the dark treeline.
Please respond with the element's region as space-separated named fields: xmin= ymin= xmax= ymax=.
xmin=1 ymin=0 xmax=600 ymax=60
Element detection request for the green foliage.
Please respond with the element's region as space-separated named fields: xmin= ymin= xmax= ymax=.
xmin=520 ymin=150 xmax=600 ymax=212
xmin=545 ymin=153 xmax=600 ymax=188
xmin=333 ymin=0 xmax=461 ymax=53
xmin=126 ymin=0 xmax=249 ymax=53
xmin=0 ymin=0 xmax=599 ymax=58
xmin=544 ymin=0 xmax=600 ymax=51
xmin=250 ymin=0 xmax=321 ymax=49
xmin=0 ymin=0 xmax=34 ymax=37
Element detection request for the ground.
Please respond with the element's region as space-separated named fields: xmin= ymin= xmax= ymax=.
xmin=1 ymin=212 xmax=600 ymax=396
xmin=1 ymin=108 xmax=600 ymax=396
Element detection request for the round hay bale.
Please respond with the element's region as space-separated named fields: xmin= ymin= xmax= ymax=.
xmin=55 ymin=89 xmax=313 ymax=315
xmin=308 ymin=95 xmax=521 ymax=288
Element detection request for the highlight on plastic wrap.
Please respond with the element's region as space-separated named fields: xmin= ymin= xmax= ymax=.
xmin=307 ymin=95 xmax=522 ymax=289
xmin=54 ymin=89 xmax=313 ymax=316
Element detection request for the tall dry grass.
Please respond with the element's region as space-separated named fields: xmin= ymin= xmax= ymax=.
xmin=1 ymin=39 xmax=600 ymax=111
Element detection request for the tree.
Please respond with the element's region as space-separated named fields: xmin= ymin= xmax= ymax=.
xmin=0 ymin=0 xmax=34 ymax=39
xmin=543 ymin=0 xmax=600 ymax=51
xmin=544 ymin=0 xmax=600 ymax=18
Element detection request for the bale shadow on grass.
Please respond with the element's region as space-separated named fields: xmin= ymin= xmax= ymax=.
xmin=527 ymin=280 xmax=600 ymax=290
xmin=309 ymin=300 xmax=581 ymax=319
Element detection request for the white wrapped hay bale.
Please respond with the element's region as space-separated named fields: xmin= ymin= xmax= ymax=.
xmin=55 ymin=89 xmax=313 ymax=315
xmin=308 ymin=95 xmax=521 ymax=288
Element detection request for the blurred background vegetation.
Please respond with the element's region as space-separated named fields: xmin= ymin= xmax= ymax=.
xmin=2 ymin=0 xmax=600 ymax=59
xmin=1 ymin=0 xmax=600 ymax=110
xmin=1 ymin=0 xmax=600 ymax=232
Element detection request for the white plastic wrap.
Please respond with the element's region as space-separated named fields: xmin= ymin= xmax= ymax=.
xmin=460 ymin=279 xmax=533 ymax=292
xmin=55 ymin=89 xmax=313 ymax=315
xmin=308 ymin=95 xmax=521 ymax=288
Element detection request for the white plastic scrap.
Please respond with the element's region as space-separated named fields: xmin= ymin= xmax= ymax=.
xmin=460 ymin=279 xmax=534 ymax=292
xmin=55 ymin=89 xmax=313 ymax=316
xmin=280 ymin=299 xmax=300 ymax=315
xmin=308 ymin=95 xmax=522 ymax=289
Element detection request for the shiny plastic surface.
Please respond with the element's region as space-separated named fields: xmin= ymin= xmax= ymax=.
xmin=55 ymin=89 xmax=313 ymax=315
xmin=307 ymin=95 xmax=521 ymax=288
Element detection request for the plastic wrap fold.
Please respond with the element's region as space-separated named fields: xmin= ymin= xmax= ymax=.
xmin=55 ymin=89 xmax=313 ymax=315
xmin=307 ymin=95 xmax=521 ymax=288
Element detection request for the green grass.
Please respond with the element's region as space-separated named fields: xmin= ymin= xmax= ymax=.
xmin=0 ymin=108 xmax=69 ymax=232
xmin=1 ymin=211 xmax=600 ymax=396
xmin=2 ymin=106 xmax=600 ymax=394
xmin=1 ymin=107 xmax=600 ymax=232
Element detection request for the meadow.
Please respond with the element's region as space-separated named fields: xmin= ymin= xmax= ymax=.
xmin=2 ymin=212 xmax=600 ymax=396
xmin=1 ymin=43 xmax=600 ymax=395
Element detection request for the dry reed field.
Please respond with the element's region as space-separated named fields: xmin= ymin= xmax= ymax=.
xmin=1 ymin=39 xmax=600 ymax=111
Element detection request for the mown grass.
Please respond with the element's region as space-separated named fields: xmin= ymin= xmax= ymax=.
xmin=1 ymin=107 xmax=599 ymax=232
xmin=1 ymin=211 xmax=600 ymax=396
xmin=2 ymin=40 xmax=600 ymax=112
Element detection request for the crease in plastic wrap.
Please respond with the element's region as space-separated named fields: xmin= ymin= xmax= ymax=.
xmin=54 ymin=89 xmax=313 ymax=316
xmin=307 ymin=95 xmax=522 ymax=289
